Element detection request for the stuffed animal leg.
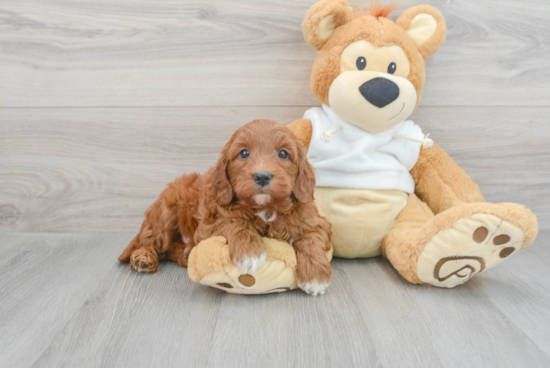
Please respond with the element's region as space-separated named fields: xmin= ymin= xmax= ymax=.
xmin=381 ymin=145 xmax=539 ymax=288
xmin=188 ymin=236 xmax=333 ymax=294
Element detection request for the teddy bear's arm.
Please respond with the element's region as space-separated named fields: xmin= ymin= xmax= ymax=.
xmin=287 ymin=119 xmax=313 ymax=150
xmin=411 ymin=143 xmax=485 ymax=214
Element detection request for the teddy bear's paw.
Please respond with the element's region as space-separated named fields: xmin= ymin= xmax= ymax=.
xmin=417 ymin=213 xmax=527 ymax=288
xmin=208 ymin=260 xmax=298 ymax=294
xmin=188 ymin=237 xmax=300 ymax=294
xmin=130 ymin=248 xmax=158 ymax=273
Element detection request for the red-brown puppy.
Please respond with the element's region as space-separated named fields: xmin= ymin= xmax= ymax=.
xmin=118 ymin=119 xmax=332 ymax=295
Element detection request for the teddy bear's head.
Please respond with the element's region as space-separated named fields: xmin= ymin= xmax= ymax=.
xmin=303 ymin=0 xmax=446 ymax=133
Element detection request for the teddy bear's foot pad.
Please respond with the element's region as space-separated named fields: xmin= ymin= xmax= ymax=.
xmin=417 ymin=214 xmax=524 ymax=288
xmin=200 ymin=259 xmax=298 ymax=294
xmin=188 ymin=236 xmax=333 ymax=294
xmin=188 ymin=236 xmax=303 ymax=294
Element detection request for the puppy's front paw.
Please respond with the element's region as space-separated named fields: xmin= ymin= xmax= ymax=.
xmin=234 ymin=252 xmax=267 ymax=274
xmin=298 ymin=280 xmax=329 ymax=296
xmin=296 ymin=256 xmax=331 ymax=296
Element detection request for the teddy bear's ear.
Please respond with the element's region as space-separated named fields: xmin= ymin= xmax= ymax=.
xmin=302 ymin=0 xmax=354 ymax=50
xmin=396 ymin=5 xmax=446 ymax=59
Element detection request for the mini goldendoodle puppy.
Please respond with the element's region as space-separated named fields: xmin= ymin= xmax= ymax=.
xmin=118 ymin=119 xmax=332 ymax=295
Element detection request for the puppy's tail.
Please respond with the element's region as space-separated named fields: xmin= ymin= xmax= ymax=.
xmin=118 ymin=235 xmax=138 ymax=263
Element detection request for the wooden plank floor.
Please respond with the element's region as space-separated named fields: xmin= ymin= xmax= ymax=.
xmin=1 ymin=0 xmax=549 ymax=367
xmin=0 ymin=232 xmax=549 ymax=367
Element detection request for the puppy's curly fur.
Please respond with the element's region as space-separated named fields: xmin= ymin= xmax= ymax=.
xmin=118 ymin=119 xmax=332 ymax=292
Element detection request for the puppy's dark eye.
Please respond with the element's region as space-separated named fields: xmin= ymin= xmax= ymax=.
xmin=239 ymin=149 xmax=250 ymax=159
xmin=356 ymin=56 xmax=367 ymax=71
xmin=278 ymin=150 xmax=289 ymax=159
xmin=388 ymin=62 xmax=396 ymax=74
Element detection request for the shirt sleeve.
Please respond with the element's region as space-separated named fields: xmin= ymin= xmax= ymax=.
xmin=378 ymin=120 xmax=424 ymax=171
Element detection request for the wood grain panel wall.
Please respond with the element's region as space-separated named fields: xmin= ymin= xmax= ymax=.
xmin=0 ymin=0 xmax=549 ymax=107
xmin=1 ymin=106 xmax=548 ymax=232
xmin=0 ymin=0 xmax=548 ymax=233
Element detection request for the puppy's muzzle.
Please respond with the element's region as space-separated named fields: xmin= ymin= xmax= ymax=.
xmin=359 ymin=77 xmax=400 ymax=108
xmin=253 ymin=171 xmax=273 ymax=187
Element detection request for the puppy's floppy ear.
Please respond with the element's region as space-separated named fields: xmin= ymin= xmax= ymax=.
xmin=396 ymin=5 xmax=446 ymax=60
xmin=293 ymin=143 xmax=316 ymax=203
xmin=212 ymin=141 xmax=234 ymax=206
xmin=302 ymin=0 xmax=353 ymax=50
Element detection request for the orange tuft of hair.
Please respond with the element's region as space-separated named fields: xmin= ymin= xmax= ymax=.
xmin=355 ymin=0 xmax=401 ymax=18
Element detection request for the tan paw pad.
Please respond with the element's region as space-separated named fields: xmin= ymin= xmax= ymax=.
xmin=417 ymin=214 xmax=524 ymax=288
xmin=189 ymin=237 xmax=300 ymax=294
xmin=200 ymin=259 xmax=298 ymax=294
xmin=189 ymin=237 xmax=333 ymax=295
xmin=238 ymin=274 xmax=256 ymax=287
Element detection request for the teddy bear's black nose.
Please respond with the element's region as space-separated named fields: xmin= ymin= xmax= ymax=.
xmin=359 ymin=77 xmax=400 ymax=108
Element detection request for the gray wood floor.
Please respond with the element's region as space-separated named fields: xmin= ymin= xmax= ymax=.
xmin=1 ymin=0 xmax=549 ymax=367
xmin=1 ymin=232 xmax=550 ymax=368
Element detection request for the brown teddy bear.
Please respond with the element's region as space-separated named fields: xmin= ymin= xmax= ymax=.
xmin=188 ymin=0 xmax=538 ymax=294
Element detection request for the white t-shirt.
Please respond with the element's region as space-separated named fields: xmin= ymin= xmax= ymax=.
xmin=304 ymin=104 xmax=424 ymax=193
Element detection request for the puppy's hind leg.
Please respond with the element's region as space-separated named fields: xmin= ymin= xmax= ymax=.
xmin=130 ymin=247 xmax=159 ymax=273
xmin=118 ymin=235 xmax=160 ymax=273
xmin=118 ymin=235 xmax=138 ymax=264
xmin=166 ymin=237 xmax=193 ymax=268
xmin=119 ymin=174 xmax=198 ymax=273
xmin=119 ymin=229 xmax=161 ymax=273
xmin=118 ymin=192 xmax=176 ymax=273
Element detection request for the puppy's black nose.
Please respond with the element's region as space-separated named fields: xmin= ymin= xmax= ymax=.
xmin=359 ymin=77 xmax=400 ymax=108
xmin=254 ymin=171 xmax=273 ymax=187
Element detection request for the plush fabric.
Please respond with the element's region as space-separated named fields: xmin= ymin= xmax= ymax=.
xmin=380 ymin=193 xmax=433 ymax=284
xmin=309 ymin=14 xmax=426 ymax=107
xmin=315 ymin=187 xmax=407 ymax=258
xmin=404 ymin=14 xmax=437 ymax=48
xmin=396 ymin=5 xmax=447 ymax=60
xmin=188 ymin=236 xmax=333 ymax=294
xmin=288 ymin=0 xmax=539 ymax=288
xmin=288 ymin=118 xmax=313 ymax=149
xmin=302 ymin=0 xmax=354 ymax=50
xmin=382 ymin=196 xmax=538 ymax=286
xmin=411 ymin=144 xmax=486 ymax=214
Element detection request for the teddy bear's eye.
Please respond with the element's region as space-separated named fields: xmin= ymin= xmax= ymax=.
xmin=356 ymin=57 xmax=367 ymax=71
xmin=388 ymin=62 xmax=397 ymax=74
